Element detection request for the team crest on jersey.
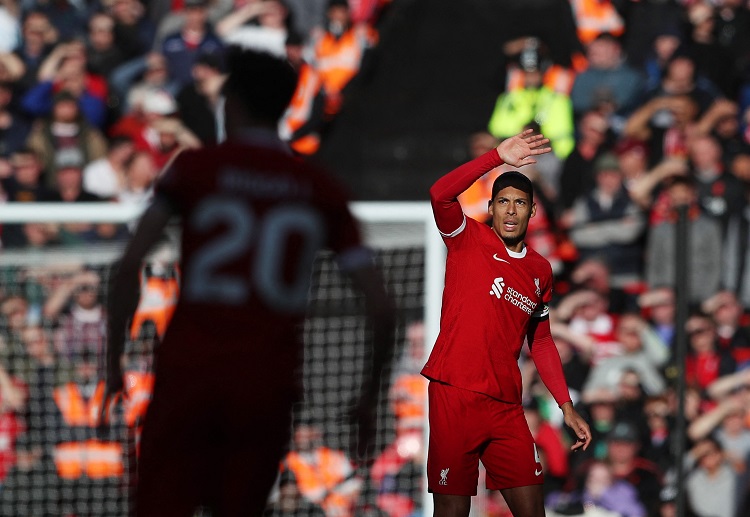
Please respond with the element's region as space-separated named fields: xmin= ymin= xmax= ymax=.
xmin=439 ymin=468 xmax=449 ymax=485
xmin=534 ymin=278 xmax=541 ymax=297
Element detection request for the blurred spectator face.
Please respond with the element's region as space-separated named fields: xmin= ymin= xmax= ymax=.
xmin=126 ymin=152 xmax=157 ymax=190
xmin=689 ymin=135 xmax=721 ymax=170
xmin=714 ymin=113 xmax=739 ymax=140
xmin=75 ymin=279 xmax=100 ymax=310
xmin=710 ymin=292 xmax=743 ymax=327
xmin=687 ymin=316 xmax=716 ymax=354
xmin=688 ymin=2 xmax=714 ymax=36
xmin=730 ymin=153 xmax=750 ymax=184
xmin=649 ymin=291 xmax=675 ymax=326
xmin=618 ymin=370 xmax=643 ymax=401
xmin=259 ymin=0 xmax=288 ymax=28
xmin=666 ymin=180 xmax=696 ymax=209
xmin=53 ymin=96 xmax=81 ymax=124
xmin=184 ymin=3 xmax=209 ymax=31
xmin=595 ymin=167 xmax=622 ymax=196
xmin=22 ymin=12 xmax=55 ymax=50
xmin=56 ymin=166 xmax=83 ymax=193
xmin=579 ymin=111 xmax=608 ymax=145
xmin=585 ymin=461 xmax=613 ymax=498
xmin=615 ymin=141 xmax=648 ymax=180
xmin=616 ymin=315 xmax=643 ymax=354
xmin=653 ymin=34 xmax=680 ymax=63
xmin=89 ymin=13 xmax=115 ymax=51
xmin=644 ymin=397 xmax=670 ymax=431
xmin=23 ymin=223 xmax=55 ymax=246
xmin=111 ymin=0 xmax=143 ymax=25
xmin=11 ymin=152 xmax=42 ymax=187
xmin=696 ymin=439 xmax=723 ymax=472
xmin=590 ymin=400 xmax=616 ymax=426
xmin=586 ymin=36 xmax=621 ymax=69
xmin=144 ymin=53 xmax=169 ymax=86
xmin=670 ymin=95 xmax=699 ymax=127
xmin=607 ymin=436 xmax=639 ymax=462
xmin=663 ymin=57 xmax=696 ymax=95
xmin=293 ymin=424 xmax=322 ymax=453
xmin=327 ymin=4 xmax=351 ymax=35
xmin=722 ymin=408 xmax=746 ymax=435
xmin=21 ymin=326 xmax=51 ymax=363
xmin=1 ymin=295 xmax=28 ymax=330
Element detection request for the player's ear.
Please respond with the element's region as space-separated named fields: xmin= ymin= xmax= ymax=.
xmin=530 ymin=202 xmax=537 ymax=219
xmin=488 ymin=199 xmax=494 ymax=217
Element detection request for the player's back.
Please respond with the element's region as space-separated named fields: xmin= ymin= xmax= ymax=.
xmin=155 ymin=138 xmax=360 ymax=352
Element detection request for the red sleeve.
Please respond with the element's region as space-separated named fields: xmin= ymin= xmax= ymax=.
xmin=528 ymin=317 xmax=572 ymax=407
xmin=429 ymin=150 xmax=503 ymax=236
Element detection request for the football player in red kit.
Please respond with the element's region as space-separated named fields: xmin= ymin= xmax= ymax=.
xmin=422 ymin=129 xmax=591 ymax=517
xmin=104 ymin=47 xmax=395 ymax=517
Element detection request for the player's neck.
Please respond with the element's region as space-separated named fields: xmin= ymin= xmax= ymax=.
xmin=492 ymin=226 xmax=526 ymax=254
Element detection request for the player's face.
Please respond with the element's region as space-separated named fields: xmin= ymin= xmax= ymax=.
xmin=488 ymin=186 xmax=535 ymax=251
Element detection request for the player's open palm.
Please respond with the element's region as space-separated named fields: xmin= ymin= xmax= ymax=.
xmin=495 ymin=129 xmax=552 ymax=168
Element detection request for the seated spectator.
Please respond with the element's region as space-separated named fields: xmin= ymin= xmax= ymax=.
xmin=111 ymin=51 xmax=180 ymax=115
xmin=108 ymin=0 xmax=157 ymax=61
xmin=702 ymin=291 xmax=750 ymax=367
xmin=583 ymin=313 xmax=669 ymax=397
xmin=12 ymin=10 xmax=57 ymax=92
xmin=645 ymin=176 xmax=722 ymax=306
xmin=0 ymin=81 xmax=32 ymax=158
xmin=176 ymin=53 xmax=225 ymax=145
xmin=215 ymin=0 xmax=290 ymax=57
xmin=570 ymin=33 xmax=645 ymax=127
xmin=561 ymin=152 xmax=647 ymax=290
xmin=117 ymin=150 xmax=157 ymax=205
xmin=82 ymin=136 xmax=135 ymax=200
xmin=685 ymin=312 xmax=736 ymax=392
xmin=547 ymin=459 xmax=645 ymax=517
xmin=160 ymin=0 xmax=224 ymax=87
xmin=25 ymin=89 xmax=108 ymax=183
xmin=641 ymin=23 xmax=684 ymax=93
xmin=638 ymin=287 xmax=676 ymax=350
xmin=23 ymin=40 xmax=108 ymax=130
xmin=642 ymin=395 xmax=673 ymax=474
xmin=45 ymin=148 xmax=105 ymax=203
xmin=85 ymin=12 xmax=126 ymax=80
xmin=685 ymin=437 xmax=737 ymax=517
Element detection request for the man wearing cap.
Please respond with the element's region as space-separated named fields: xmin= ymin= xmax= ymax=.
xmin=423 ymin=130 xmax=591 ymax=517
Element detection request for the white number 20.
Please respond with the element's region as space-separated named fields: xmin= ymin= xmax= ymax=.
xmin=184 ymin=198 xmax=324 ymax=312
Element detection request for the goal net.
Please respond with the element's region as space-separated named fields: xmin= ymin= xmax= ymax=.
xmin=0 ymin=201 xmax=443 ymax=517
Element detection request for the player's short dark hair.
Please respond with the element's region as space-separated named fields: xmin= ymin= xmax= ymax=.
xmin=490 ymin=170 xmax=534 ymax=203
xmin=222 ymin=45 xmax=298 ymax=124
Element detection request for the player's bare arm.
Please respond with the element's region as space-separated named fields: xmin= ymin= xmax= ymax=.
xmin=561 ymin=401 xmax=592 ymax=451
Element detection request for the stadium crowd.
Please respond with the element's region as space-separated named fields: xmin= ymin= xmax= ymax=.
xmin=0 ymin=0 xmax=749 ymax=516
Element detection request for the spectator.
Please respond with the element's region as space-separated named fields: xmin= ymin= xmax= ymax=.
xmin=12 ymin=10 xmax=57 ymax=92
xmin=569 ymin=0 xmax=624 ymax=47
xmin=570 ymin=33 xmax=646 ymax=127
xmin=583 ymin=313 xmax=669 ymax=397
xmin=561 ymin=152 xmax=647 ymax=290
xmin=111 ymin=51 xmax=179 ymax=114
xmin=547 ymin=459 xmax=646 ymax=517
xmin=82 ymin=135 xmax=135 ymax=200
xmin=175 ymin=52 xmax=225 ymax=145
xmin=641 ymin=23 xmax=684 ymax=93
xmin=723 ymin=155 xmax=750 ymax=309
xmin=280 ymin=421 xmax=362 ymax=517
xmin=215 ymin=0 xmax=290 ymax=57
xmin=685 ymin=2 xmax=736 ymax=100
xmin=638 ymin=287 xmax=677 ymax=350
xmin=688 ymin=134 xmax=746 ymax=237
xmin=46 ymin=148 xmax=105 ymax=203
xmin=25 ymin=88 xmax=108 ymax=184
xmin=43 ymin=269 xmax=107 ymax=372
xmin=685 ymin=312 xmax=736 ymax=392
xmin=714 ymin=0 xmax=750 ymax=91
xmin=702 ymin=291 xmax=750 ymax=367
xmin=0 ymin=81 xmax=32 ymax=158
xmin=558 ymin=109 xmax=613 ymax=212
xmin=685 ymin=437 xmax=737 ymax=517
xmin=23 ymin=40 xmax=108 ymax=130
xmin=644 ymin=176 xmax=722 ymax=306
xmin=160 ymin=0 xmax=224 ymax=87
xmin=32 ymin=0 xmax=88 ymax=40
xmin=642 ymin=395 xmax=673 ymax=474
xmin=605 ymin=420 xmax=664 ymax=517
xmin=117 ymin=150 xmax=157 ymax=205
xmin=108 ymin=0 xmax=156 ymax=61
xmin=86 ymin=12 xmax=126 ymax=80
xmin=0 ymin=1 xmax=20 ymax=53
xmin=488 ymin=37 xmax=575 ymax=160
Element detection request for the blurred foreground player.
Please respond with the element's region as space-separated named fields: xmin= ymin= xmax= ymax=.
xmin=422 ymin=130 xmax=592 ymax=517
xmin=104 ymin=47 xmax=395 ymax=517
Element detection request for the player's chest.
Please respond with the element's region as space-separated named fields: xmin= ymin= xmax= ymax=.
xmin=449 ymin=245 xmax=544 ymax=314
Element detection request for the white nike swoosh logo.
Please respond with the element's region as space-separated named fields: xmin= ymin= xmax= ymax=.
xmin=492 ymin=254 xmax=510 ymax=263
xmin=535 ymin=468 xmax=542 ymax=476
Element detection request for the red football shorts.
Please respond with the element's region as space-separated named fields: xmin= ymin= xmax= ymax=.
xmin=427 ymin=381 xmax=543 ymax=495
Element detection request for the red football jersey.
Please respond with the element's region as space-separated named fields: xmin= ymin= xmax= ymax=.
xmin=152 ymin=134 xmax=368 ymax=386
xmin=421 ymin=215 xmax=553 ymax=404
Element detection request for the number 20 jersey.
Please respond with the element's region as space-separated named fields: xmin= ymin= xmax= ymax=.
xmin=153 ymin=137 xmax=368 ymax=390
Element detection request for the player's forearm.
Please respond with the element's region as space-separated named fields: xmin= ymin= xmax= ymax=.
xmin=107 ymin=263 xmax=142 ymax=371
